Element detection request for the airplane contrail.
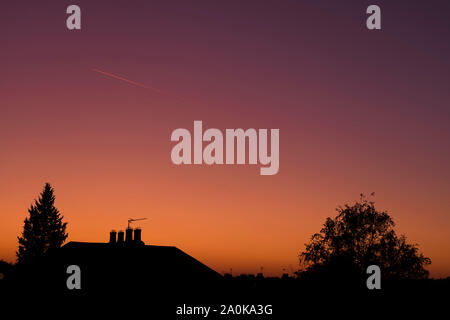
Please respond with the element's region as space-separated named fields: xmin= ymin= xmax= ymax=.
xmin=92 ymin=68 xmax=162 ymax=93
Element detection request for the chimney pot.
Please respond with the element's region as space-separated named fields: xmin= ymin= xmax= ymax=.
xmin=125 ymin=228 xmax=133 ymax=243
xmin=117 ymin=230 xmax=124 ymax=244
xmin=109 ymin=230 xmax=117 ymax=244
xmin=134 ymin=228 xmax=142 ymax=244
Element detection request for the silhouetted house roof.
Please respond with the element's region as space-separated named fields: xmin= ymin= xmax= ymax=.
xmin=42 ymin=229 xmax=222 ymax=296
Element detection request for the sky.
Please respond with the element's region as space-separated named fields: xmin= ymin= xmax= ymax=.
xmin=1 ymin=0 xmax=449 ymax=277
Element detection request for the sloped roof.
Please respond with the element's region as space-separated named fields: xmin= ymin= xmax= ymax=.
xmin=58 ymin=241 xmax=222 ymax=282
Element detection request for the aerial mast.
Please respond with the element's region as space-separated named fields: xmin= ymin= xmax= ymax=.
xmin=127 ymin=218 xmax=147 ymax=229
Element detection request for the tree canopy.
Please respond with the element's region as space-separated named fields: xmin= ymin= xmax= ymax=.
xmin=299 ymin=194 xmax=431 ymax=280
xmin=17 ymin=183 xmax=68 ymax=264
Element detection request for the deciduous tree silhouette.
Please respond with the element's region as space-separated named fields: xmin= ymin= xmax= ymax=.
xmin=299 ymin=194 xmax=431 ymax=280
xmin=17 ymin=183 xmax=68 ymax=264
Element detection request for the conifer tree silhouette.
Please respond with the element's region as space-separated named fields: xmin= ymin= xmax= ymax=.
xmin=17 ymin=183 xmax=68 ymax=264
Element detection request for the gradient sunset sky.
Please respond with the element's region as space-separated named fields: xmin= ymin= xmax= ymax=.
xmin=1 ymin=1 xmax=450 ymax=278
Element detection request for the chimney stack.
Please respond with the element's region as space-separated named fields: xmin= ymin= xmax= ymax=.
xmin=134 ymin=228 xmax=142 ymax=244
xmin=117 ymin=230 xmax=124 ymax=244
xmin=125 ymin=228 xmax=133 ymax=243
xmin=109 ymin=230 xmax=117 ymax=244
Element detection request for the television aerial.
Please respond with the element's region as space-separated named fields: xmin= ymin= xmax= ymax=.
xmin=127 ymin=218 xmax=147 ymax=229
